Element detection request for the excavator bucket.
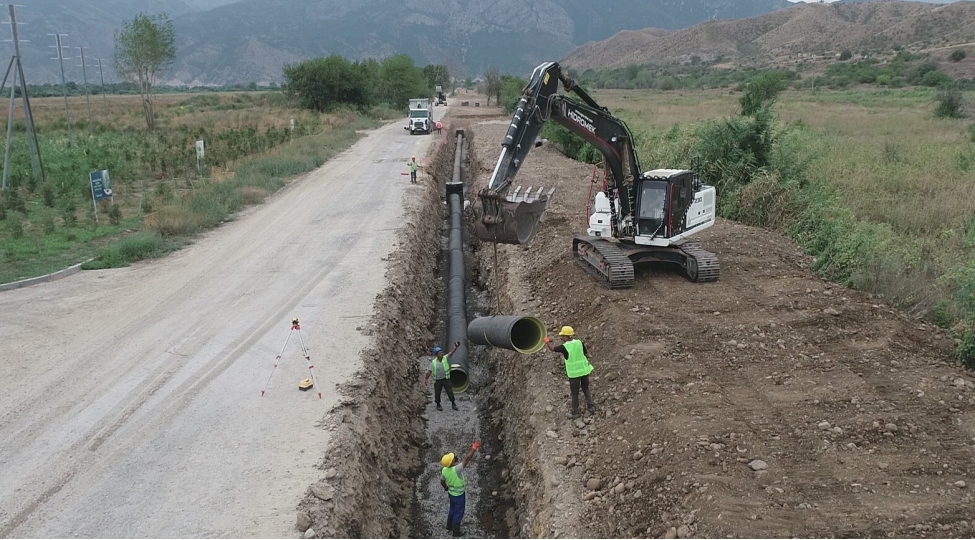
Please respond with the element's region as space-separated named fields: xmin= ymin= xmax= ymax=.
xmin=474 ymin=186 xmax=555 ymax=245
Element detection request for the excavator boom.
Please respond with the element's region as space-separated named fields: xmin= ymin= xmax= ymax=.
xmin=474 ymin=62 xmax=641 ymax=245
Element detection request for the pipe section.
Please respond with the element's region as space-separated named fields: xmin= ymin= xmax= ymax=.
xmin=445 ymin=130 xmax=470 ymax=393
xmin=467 ymin=316 xmax=547 ymax=354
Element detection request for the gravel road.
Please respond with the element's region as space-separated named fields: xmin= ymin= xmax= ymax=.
xmin=0 ymin=111 xmax=443 ymax=537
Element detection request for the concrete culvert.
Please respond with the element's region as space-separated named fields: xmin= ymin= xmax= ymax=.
xmin=468 ymin=316 xmax=547 ymax=354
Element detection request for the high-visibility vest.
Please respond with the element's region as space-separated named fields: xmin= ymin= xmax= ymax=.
xmin=410 ymin=161 xmax=418 ymax=172
xmin=432 ymin=355 xmax=451 ymax=380
xmin=563 ymin=339 xmax=593 ymax=378
xmin=442 ymin=465 xmax=466 ymax=496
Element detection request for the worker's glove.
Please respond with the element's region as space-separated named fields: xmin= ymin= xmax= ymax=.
xmin=423 ymin=378 xmax=429 ymax=386
xmin=543 ymin=336 xmax=551 ymax=344
xmin=453 ymin=341 xmax=461 ymax=348
xmin=472 ymin=440 xmax=481 ymax=451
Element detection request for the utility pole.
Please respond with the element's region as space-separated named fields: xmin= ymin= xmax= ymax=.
xmin=96 ymin=57 xmax=107 ymax=104
xmin=49 ymin=33 xmax=73 ymax=146
xmin=2 ymin=4 xmax=43 ymax=188
xmin=76 ymin=46 xmax=92 ymax=134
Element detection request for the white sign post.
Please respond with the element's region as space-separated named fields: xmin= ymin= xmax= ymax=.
xmin=196 ymin=140 xmax=205 ymax=174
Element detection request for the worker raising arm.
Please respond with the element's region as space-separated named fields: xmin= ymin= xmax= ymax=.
xmin=544 ymin=325 xmax=595 ymax=419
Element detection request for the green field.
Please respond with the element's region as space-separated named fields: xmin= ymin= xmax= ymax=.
xmin=592 ymin=87 xmax=975 ymax=360
xmin=0 ymin=92 xmax=380 ymax=283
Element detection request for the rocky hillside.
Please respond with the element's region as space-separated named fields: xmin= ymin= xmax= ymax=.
xmin=18 ymin=0 xmax=795 ymax=86
xmin=563 ymin=0 xmax=975 ymax=70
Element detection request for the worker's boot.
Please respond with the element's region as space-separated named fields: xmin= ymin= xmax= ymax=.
xmin=452 ymin=523 xmax=465 ymax=537
xmin=565 ymin=410 xmax=580 ymax=420
xmin=436 ymin=403 xmax=443 ymax=411
xmin=446 ymin=517 xmax=452 ymax=531
xmin=451 ymin=402 xmax=459 ymax=411
xmin=587 ymin=402 xmax=596 ymax=415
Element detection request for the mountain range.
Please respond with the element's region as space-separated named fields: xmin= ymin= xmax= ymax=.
xmin=562 ymin=0 xmax=975 ymax=71
xmin=7 ymin=0 xmax=966 ymax=86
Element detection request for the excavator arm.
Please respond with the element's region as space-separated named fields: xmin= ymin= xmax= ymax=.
xmin=475 ymin=61 xmax=642 ymax=244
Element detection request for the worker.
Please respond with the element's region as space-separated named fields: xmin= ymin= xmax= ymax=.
xmin=544 ymin=326 xmax=595 ymax=419
xmin=424 ymin=341 xmax=460 ymax=411
xmin=440 ymin=439 xmax=481 ymax=537
xmin=436 ymin=120 xmax=443 ymax=135
xmin=409 ymin=156 xmax=418 ymax=184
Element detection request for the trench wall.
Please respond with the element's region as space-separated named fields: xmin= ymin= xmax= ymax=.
xmin=295 ymin=133 xmax=458 ymax=538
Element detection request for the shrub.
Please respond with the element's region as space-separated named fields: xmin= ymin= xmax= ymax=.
xmin=839 ymin=50 xmax=853 ymax=61
xmin=935 ymin=87 xmax=965 ymax=119
xmin=921 ymin=70 xmax=952 ymax=88
xmin=84 ymin=232 xmax=170 ymax=269
xmin=109 ymin=203 xmax=122 ymax=225
xmin=950 ymin=49 xmax=967 ymax=62
xmin=41 ymin=184 xmax=55 ymax=207
xmin=961 ymin=331 xmax=975 ymax=369
xmin=739 ymin=72 xmax=788 ymax=116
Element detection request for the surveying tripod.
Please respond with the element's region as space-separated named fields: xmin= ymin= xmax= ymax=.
xmin=261 ymin=317 xmax=322 ymax=399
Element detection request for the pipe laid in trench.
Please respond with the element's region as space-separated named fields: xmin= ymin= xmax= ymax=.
xmin=468 ymin=316 xmax=547 ymax=354
xmin=445 ymin=129 xmax=470 ymax=393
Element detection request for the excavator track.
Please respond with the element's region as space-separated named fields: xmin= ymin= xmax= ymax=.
xmin=572 ymin=236 xmax=635 ymax=289
xmin=679 ymin=241 xmax=720 ymax=283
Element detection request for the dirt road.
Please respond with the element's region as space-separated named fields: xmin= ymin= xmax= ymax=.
xmin=0 ymin=113 xmax=442 ymax=537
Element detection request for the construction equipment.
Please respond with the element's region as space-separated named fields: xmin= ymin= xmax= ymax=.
xmin=436 ymin=85 xmax=447 ymax=105
xmin=473 ymin=61 xmax=719 ymax=288
xmin=406 ymin=98 xmax=433 ymax=135
xmin=261 ymin=317 xmax=322 ymax=399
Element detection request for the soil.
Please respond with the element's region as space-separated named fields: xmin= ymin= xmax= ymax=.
xmin=467 ymin=115 xmax=975 ymax=539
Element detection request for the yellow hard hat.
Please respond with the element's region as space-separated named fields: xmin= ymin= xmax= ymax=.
xmin=558 ymin=326 xmax=575 ymax=336
xmin=412 ymin=155 xmax=416 ymax=159
xmin=441 ymin=453 xmax=455 ymax=467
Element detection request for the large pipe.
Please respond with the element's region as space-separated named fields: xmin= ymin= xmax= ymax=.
xmin=467 ymin=316 xmax=547 ymax=354
xmin=445 ymin=129 xmax=470 ymax=393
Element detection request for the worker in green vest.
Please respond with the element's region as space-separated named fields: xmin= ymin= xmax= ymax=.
xmin=544 ymin=325 xmax=595 ymax=419
xmin=424 ymin=341 xmax=460 ymax=411
xmin=440 ymin=439 xmax=481 ymax=537
xmin=409 ymin=156 xmax=419 ymax=184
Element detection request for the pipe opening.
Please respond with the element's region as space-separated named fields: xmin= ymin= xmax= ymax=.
xmin=449 ymin=367 xmax=470 ymax=393
xmin=509 ymin=317 xmax=546 ymax=354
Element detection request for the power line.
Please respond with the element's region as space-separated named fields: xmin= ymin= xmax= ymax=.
xmin=49 ymin=32 xmax=73 ymax=146
xmin=2 ymin=3 xmax=44 ymax=189
xmin=76 ymin=46 xmax=92 ymax=134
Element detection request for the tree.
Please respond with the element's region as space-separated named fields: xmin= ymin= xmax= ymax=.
xmin=484 ymin=67 xmax=501 ymax=106
xmin=739 ymin=72 xmax=788 ymax=116
xmin=283 ymin=55 xmax=375 ymax=111
xmin=114 ymin=13 xmax=176 ymax=131
xmin=422 ymin=64 xmax=451 ymax=91
xmin=379 ymin=54 xmax=428 ymax=109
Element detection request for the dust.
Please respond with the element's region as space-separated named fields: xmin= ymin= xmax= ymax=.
xmin=468 ymin=116 xmax=975 ymax=539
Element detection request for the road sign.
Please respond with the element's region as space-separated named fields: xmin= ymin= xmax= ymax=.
xmin=196 ymin=140 xmax=205 ymax=159
xmin=89 ymin=169 xmax=112 ymax=201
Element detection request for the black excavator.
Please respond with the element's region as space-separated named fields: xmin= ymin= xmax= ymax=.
xmin=473 ymin=61 xmax=719 ymax=289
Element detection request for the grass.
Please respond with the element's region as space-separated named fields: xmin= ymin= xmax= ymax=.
xmin=0 ymin=92 xmax=380 ymax=284
xmin=592 ymin=86 xmax=975 ymax=364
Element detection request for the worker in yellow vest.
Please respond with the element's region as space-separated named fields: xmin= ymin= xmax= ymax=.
xmin=424 ymin=341 xmax=461 ymax=411
xmin=544 ymin=325 xmax=595 ymax=419
xmin=409 ymin=156 xmax=419 ymax=184
xmin=440 ymin=439 xmax=481 ymax=537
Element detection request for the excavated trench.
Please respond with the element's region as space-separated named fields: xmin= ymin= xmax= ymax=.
xmin=412 ymin=127 xmax=515 ymax=539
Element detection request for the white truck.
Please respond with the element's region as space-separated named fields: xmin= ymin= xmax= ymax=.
xmin=406 ymin=98 xmax=432 ymax=135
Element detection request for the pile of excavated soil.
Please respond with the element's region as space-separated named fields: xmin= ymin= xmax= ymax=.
xmin=294 ymin=134 xmax=459 ymax=538
xmin=468 ymin=117 xmax=975 ymax=539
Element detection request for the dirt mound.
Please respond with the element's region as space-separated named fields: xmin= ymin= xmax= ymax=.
xmin=469 ymin=119 xmax=975 ymax=538
xmin=295 ymin=135 xmax=459 ymax=538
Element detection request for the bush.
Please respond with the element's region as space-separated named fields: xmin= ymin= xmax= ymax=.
xmin=950 ymin=49 xmax=967 ymax=62
xmin=935 ymin=87 xmax=965 ymax=119
xmin=84 ymin=232 xmax=170 ymax=269
xmin=961 ymin=331 xmax=975 ymax=369
xmin=839 ymin=50 xmax=853 ymax=61
xmin=921 ymin=70 xmax=952 ymax=88
xmin=108 ymin=203 xmax=122 ymax=225
xmin=739 ymin=72 xmax=788 ymax=116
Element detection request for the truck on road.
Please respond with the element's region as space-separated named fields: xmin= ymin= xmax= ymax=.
xmin=406 ymin=98 xmax=432 ymax=135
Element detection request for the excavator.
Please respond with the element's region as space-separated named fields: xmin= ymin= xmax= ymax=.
xmin=473 ymin=61 xmax=719 ymax=289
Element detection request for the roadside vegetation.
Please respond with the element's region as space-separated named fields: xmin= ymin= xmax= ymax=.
xmin=0 ymin=91 xmax=379 ymax=284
